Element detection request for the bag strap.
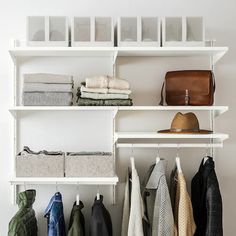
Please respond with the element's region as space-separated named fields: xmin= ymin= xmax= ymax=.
xmin=212 ymin=71 xmax=216 ymax=92
xmin=159 ymin=82 xmax=165 ymax=106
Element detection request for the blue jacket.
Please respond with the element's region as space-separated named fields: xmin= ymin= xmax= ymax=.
xmin=44 ymin=192 xmax=66 ymax=236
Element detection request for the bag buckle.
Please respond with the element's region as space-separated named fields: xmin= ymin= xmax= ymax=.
xmin=185 ymin=89 xmax=189 ymax=105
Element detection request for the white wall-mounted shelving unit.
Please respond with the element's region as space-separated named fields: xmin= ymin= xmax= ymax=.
xmin=8 ymin=39 xmax=229 ymax=204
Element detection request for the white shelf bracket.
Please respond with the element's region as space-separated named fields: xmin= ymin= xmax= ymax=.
xmin=11 ymin=184 xmax=18 ymax=205
xmin=112 ymin=50 xmax=118 ymax=65
xmin=212 ymin=51 xmax=227 ymax=65
xmin=113 ymin=133 xmax=118 ymax=144
xmin=112 ymin=185 xmax=116 ymax=205
xmin=112 ymin=107 xmax=118 ymax=118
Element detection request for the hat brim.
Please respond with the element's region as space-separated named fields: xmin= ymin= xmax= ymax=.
xmin=158 ymin=129 xmax=212 ymax=134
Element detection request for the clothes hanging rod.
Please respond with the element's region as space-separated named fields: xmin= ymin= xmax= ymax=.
xmin=116 ymin=143 xmax=223 ymax=148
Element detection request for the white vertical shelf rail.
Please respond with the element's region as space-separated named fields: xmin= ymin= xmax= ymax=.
xmin=210 ymin=40 xmax=215 ymax=158
xmin=11 ymin=39 xmax=18 ymax=204
xmin=111 ymin=50 xmax=118 ymax=204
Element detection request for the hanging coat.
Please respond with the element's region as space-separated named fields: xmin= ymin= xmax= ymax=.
xmin=44 ymin=192 xmax=66 ymax=236
xmin=191 ymin=157 xmax=223 ymax=236
xmin=89 ymin=195 xmax=113 ymax=236
xmin=170 ymin=168 xmax=196 ymax=236
xmin=121 ymin=169 xmax=131 ymax=236
xmin=8 ymin=190 xmax=38 ymax=236
xmin=68 ymin=201 xmax=85 ymax=236
xmin=128 ymin=167 xmax=144 ymax=236
xmin=142 ymin=160 xmax=174 ymax=236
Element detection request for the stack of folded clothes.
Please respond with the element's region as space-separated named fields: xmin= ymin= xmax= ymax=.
xmin=77 ymin=75 xmax=133 ymax=106
xmin=22 ymin=73 xmax=74 ymax=106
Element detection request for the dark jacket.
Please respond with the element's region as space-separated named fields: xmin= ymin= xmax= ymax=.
xmin=68 ymin=201 xmax=85 ymax=236
xmin=44 ymin=192 xmax=66 ymax=236
xmin=191 ymin=157 xmax=223 ymax=236
xmin=89 ymin=195 xmax=113 ymax=236
xmin=8 ymin=190 xmax=38 ymax=236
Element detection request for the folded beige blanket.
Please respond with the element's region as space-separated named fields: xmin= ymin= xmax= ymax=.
xmin=85 ymin=76 xmax=108 ymax=88
xmin=24 ymin=73 xmax=73 ymax=84
xmin=81 ymin=85 xmax=131 ymax=95
xmin=108 ymin=76 xmax=130 ymax=90
xmin=85 ymin=76 xmax=130 ymax=90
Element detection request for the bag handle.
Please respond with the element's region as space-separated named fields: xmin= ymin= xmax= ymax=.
xmin=159 ymin=82 xmax=165 ymax=106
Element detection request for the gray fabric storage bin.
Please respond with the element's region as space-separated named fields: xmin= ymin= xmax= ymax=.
xmin=65 ymin=152 xmax=114 ymax=177
xmin=16 ymin=153 xmax=64 ymax=177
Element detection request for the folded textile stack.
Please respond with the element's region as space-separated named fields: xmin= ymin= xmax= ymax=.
xmin=77 ymin=76 xmax=133 ymax=106
xmin=22 ymin=73 xmax=74 ymax=106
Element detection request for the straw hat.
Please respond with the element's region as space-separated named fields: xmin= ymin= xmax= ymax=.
xmin=158 ymin=112 xmax=212 ymax=134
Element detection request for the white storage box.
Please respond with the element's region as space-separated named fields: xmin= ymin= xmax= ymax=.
xmin=71 ymin=17 xmax=114 ymax=46
xmin=27 ymin=16 xmax=46 ymax=46
xmin=162 ymin=17 xmax=184 ymax=46
xmin=118 ymin=17 xmax=160 ymax=46
xmin=27 ymin=16 xmax=69 ymax=46
xmin=65 ymin=152 xmax=115 ymax=177
xmin=16 ymin=152 xmax=65 ymax=177
xmin=185 ymin=17 xmax=205 ymax=46
xmin=141 ymin=17 xmax=160 ymax=46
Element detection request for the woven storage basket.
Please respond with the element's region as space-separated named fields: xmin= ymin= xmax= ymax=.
xmin=16 ymin=153 xmax=64 ymax=177
xmin=65 ymin=152 xmax=114 ymax=177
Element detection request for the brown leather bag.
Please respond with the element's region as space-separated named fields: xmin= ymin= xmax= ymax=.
xmin=159 ymin=70 xmax=215 ymax=106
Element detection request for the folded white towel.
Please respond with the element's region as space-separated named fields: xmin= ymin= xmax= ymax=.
xmin=85 ymin=76 xmax=108 ymax=88
xmin=108 ymin=88 xmax=131 ymax=95
xmin=108 ymin=76 xmax=130 ymax=90
xmin=85 ymin=76 xmax=130 ymax=90
xmin=81 ymin=85 xmax=108 ymax=94
xmin=24 ymin=73 xmax=73 ymax=84
xmin=81 ymin=91 xmax=129 ymax=100
xmin=81 ymin=86 xmax=131 ymax=95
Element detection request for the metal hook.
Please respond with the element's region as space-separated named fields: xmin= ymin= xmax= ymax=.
xmin=55 ymin=182 xmax=58 ymax=193
xmin=131 ymin=144 xmax=134 ymax=156
xmin=205 ymin=144 xmax=209 ymax=156
xmin=24 ymin=182 xmax=26 ymax=191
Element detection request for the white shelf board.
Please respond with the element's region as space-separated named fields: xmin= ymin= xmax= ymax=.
xmin=10 ymin=176 xmax=119 ymax=185
xmin=115 ymin=132 xmax=229 ymax=141
xmin=118 ymin=47 xmax=228 ymax=64
xmin=9 ymin=46 xmax=228 ymax=64
xmin=9 ymin=106 xmax=228 ymax=117
xmin=9 ymin=47 xmax=115 ymax=59
xmin=118 ymin=106 xmax=228 ymax=117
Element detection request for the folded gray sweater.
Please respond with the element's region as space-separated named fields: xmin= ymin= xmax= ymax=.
xmin=23 ymin=92 xmax=73 ymax=106
xmin=24 ymin=73 xmax=73 ymax=84
xmin=24 ymin=83 xmax=73 ymax=92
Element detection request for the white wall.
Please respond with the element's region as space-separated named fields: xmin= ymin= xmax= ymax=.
xmin=0 ymin=0 xmax=236 ymax=235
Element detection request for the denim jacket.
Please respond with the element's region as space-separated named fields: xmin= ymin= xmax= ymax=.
xmin=44 ymin=192 xmax=66 ymax=236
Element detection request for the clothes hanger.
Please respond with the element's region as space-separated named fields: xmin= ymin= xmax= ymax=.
xmin=203 ymin=144 xmax=209 ymax=164
xmin=156 ymin=144 xmax=160 ymax=164
xmin=130 ymin=157 xmax=135 ymax=170
xmin=76 ymin=183 xmax=80 ymax=205
xmin=55 ymin=182 xmax=60 ymax=195
xmin=175 ymin=145 xmax=182 ymax=173
xmin=130 ymin=144 xmax=135 ymax=170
